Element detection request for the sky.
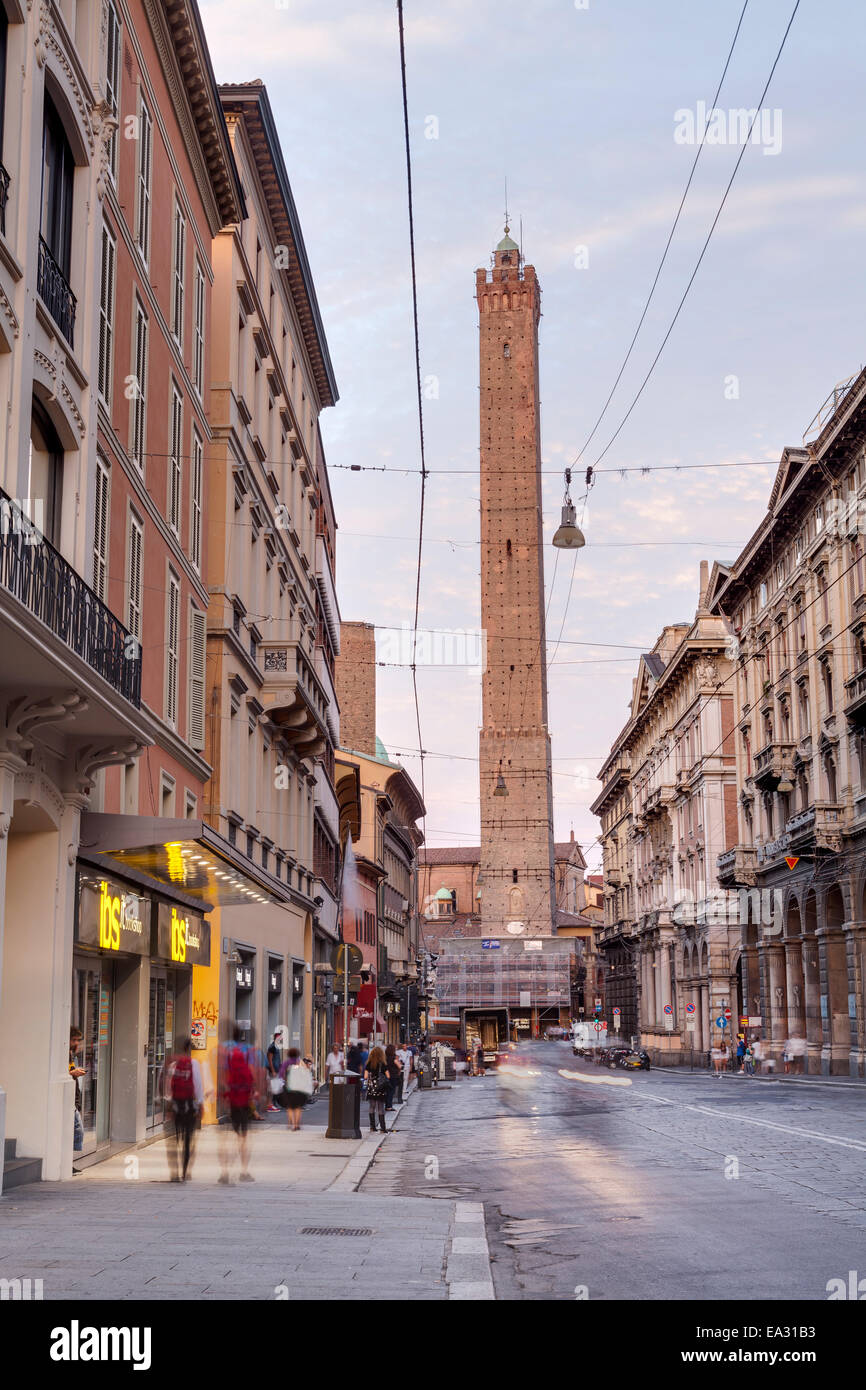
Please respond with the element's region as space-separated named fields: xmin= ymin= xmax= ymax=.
xmin=201 ymin=0 xmax=866 ymax=869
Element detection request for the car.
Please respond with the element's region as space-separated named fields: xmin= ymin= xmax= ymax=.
xmin=615 ymin=1049 xmax=651 ymax=1071
xmin=602 ymin=1047 xmax=631 ymax=1069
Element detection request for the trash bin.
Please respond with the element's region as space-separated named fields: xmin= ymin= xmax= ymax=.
xmin=418 ymin=1051 xmax=434 ymax=1090
xmin=325 ymin=1073 xmax=362 ymax=1139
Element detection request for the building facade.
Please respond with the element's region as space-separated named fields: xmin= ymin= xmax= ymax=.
xmin=711 ymin=369 xmax=866 ymax=1075
xmin=0 ymin=0 xmax=245 ymax=1189
xmin=476 ymin=228 xmax=555 ymax=937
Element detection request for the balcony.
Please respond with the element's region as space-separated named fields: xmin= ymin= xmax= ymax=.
xmin=716 ymin=845 xmax=757 ymax=887
xmin=0 ymin=162 xmax=9 ymax=238
xmin=786 ymin=803 xmax=843 ymax=854
xmin=844 ymin=668 xmax=866 ymax=727
xmin=753 ymin=739 xmax=796 ymax=790
xmin=261 ymin=640 xmax=328 ymax=761
xmin=0 ymin=490 xmax=141 ymax=706
xmin=38 ymin=236 xmax=76 ymax=347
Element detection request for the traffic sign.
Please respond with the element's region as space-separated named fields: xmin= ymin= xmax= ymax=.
xmin=785 ymin=856 xmax=800 ymax=871
xmin=724 ymin=1007 xmax=732 ymax=1020
xmin=715 ymin=1017 xmax=728 ymax=1029
xmin=663 ymin=1003 xmax=673 ymax=1015
xmin=685 ymin=1002 xmax=696 ymax=1015
xmin=594 ymin=1021 xmax=606 ymax=1032
xmin=612 ymin=1007 xmax=621 ymax=1017
xmin=594 ymin=997 xmax=602 ymax=1009
xmin=332 ymin=942 xmax=363 ymax=975
xmin=481 ymin=939 xmax=501 ymax=949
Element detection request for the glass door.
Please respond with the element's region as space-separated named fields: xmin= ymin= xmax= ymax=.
xmin=71 ymin=956 xmax=113 ymax=1154
xmin=147 ymin=968 xmax=176 ymax=1127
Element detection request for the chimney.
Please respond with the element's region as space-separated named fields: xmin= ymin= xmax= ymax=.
xmin=698 ymin=560 xmax=709 ymax=611
xmin=335 ymin=621 xmax=377 ymax=756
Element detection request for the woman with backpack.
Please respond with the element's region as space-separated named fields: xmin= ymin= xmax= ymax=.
xmin=278 ymin=1047 xmax=314 ymax=1131
xmin=365 ymin=1046 xmax=390 ymax=1133
xmin=166 ymin=1036 xmax=205 ymax=1181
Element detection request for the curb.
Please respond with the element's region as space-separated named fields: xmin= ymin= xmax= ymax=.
xmin=446 ymin=1201 xmax=495 ymax=1300
xmin=327 ymin=1083 xmax=418 ymax=1193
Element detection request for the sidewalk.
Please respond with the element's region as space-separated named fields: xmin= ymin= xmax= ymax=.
xmin=0 ymin=1081 xmax=467 ymax=1300
xmin=653 ymin=1063 xmax=866 ymax=1088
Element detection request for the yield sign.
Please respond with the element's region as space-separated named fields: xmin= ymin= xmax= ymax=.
xmin=784 ymin=856 xmax=800 ymax=871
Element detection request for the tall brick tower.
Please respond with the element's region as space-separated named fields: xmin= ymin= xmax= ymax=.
xmin=476 ymin=227 xmax=556 ymax=936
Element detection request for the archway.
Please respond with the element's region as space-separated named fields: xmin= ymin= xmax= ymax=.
xmin=783 ymin=898 xmax=805 ymax=1043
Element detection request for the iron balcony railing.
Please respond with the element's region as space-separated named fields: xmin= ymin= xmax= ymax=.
xmin=0 ymin=162 xmax=10 ymax=238
xmin=38 ymin=235 xmax=76 ymax=347
xmin=0 ymin=489 xmax=141 ymax=707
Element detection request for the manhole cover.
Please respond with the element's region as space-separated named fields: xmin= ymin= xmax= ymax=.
xmin=300 ymin=1227 xmax=374 ymax=1237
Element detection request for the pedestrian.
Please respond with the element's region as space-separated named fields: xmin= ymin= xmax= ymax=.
xmin=69 ymin=1027 xmax=86 ymax=1172
xmin=266 ymin=1031 xmax=283 ymax=1111
xmin=365 ymin=1046 xmax=390 ymax=1133
xmin=165 ymin=1037 xmax=205 ymax=1182
xmin=278 ymin=1048 xmax=313 ymax=1131
xmin=736 ymin=1035 xmax=746 ymax=1073
xmin=752 ymin=1039 xmax=765 ymax=1074
xmin=325 ymin=1042 xmax=345 ymax=1078
xmin=782 ymin=1039 xmax=792 ymax=1074
xmin=711 ymin=1043 xmax=722 ymax=1076
xmin=218 ymin=1025 xmax=256 ymax=1183
xmin=744 ymin=1043 xmax=755 ymax=1076
xmin=384 ymin=1043 xmax=400 ymax=1110
xmin=475 ymin=1041 xmax=486 ymax=1077
xmin=396 ymin=1041 xmax=410 ymax=1101
xmin=346 ymin=1039 xmax=363 ymax=1075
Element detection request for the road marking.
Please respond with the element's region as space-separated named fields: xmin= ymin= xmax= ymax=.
xmin=640 ymin=1092 xmax=866 ymax=1152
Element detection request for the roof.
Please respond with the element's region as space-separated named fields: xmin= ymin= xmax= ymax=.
xmin=434 ymin=887 xmax=454 ymax=900
xmin=587 ymin=874 xmax=604 ymax=886
xmin=420 ymin=843 xmax=587 ymax=866
xmin=555 ymin=910 xmax=594 ymax=929
xmin=497 ymin=231 xmax=519 ymax=252
xmin=218 ymin=82 xmax=338 ymax=409
xmin=375 ymin=736 xmax=389 ymax=760
xmin=643 ymin=653 xmax=666 ymax=680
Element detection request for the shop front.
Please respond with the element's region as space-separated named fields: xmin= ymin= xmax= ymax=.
xmin=73 ymin=869 xmax=210 ymax=1161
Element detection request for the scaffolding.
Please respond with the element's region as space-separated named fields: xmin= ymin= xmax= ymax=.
xmin=435 ymin=948 xmax=573 ymax=1008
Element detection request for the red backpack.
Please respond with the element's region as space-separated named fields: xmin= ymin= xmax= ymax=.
xmin=170 ymin=1055 xmax=194 ymax=1101
xmin=225 ymin=1045 xmax=254 ymax=1107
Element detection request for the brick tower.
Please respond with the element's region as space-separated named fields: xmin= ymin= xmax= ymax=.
xmin=476 ymin=227 xmax=556 ymax=936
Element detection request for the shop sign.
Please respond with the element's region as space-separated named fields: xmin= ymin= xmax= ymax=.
xmin=292 ymin=972 xmax=304 ymax=995
xmin=155 ymin=903 xmax=210 ymax=966
xmin=78 ymin=876 xmax=149 ymax=956
xmin=235 ymin=964 xmax=253 ymax=990
xmin=268 ymin=970 xmax=282 ymax=993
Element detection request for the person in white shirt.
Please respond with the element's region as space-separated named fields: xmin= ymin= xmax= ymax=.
xmin=325 ymin=1046 xmax=344 ymax=1077
xmin=395 ymin=1045 xmax=410 ymax=1102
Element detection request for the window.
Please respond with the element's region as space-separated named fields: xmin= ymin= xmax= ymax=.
xmin=135 ymin=96 xmax=152 ymax=263
xmin=759 ymin=580 xmax=768 ymax=610
xmin=127 ymin=511 xmax=143 ymax=640
xmin=29 ymin=401 xmax=64 ymax=548
xmin=93 ymin=455 xmax=110 ymax=600
xmin=168 ymin=386 xmax=182 ymax=533
xmin=185 ymin=790 xmax=198 ymax=819
xmin=853 ymin=540 xmax=865 ymax=596
xmin=192 ymin=262 xmax=205 ymax=396
xmin=40 ymin=97 xmax=75 ymax=341
xmin=825 ymin=753 xmax=837 ymax=804
xmin=798 ymin=603 xmax=807 ymax=653
xmin=171 ymin=199 xmax=185 ymax=346
xmin=160 ymin=773 xmax=176 ymax=818
xmin=798 ymin=683 xmax=809 ymax=737
xmin=98 ymin=222 xmax=116 ymax=404
xmin=130 ymin=299 xmax=148 ymax=469
xmin=815 ymin=502 xmax=824 ymax=534
xmin=166 ymin=570 xmax=180 ymax=726
xmin=822 ymin=660 xmax=834 ymax=715
xmin=187 ymin=605 xmax=205 ymax=750
xmin=817 ymin=569 xmax=830 ymax=627
xmin=0 ymin=11 xmax=7 ymax=178
xmin=190 ymin=428 xmax=202 ymax=571
xmin=104 ymin=1 xmax=121 ymax=183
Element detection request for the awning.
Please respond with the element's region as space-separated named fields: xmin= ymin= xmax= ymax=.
xmin=78 ymin=813 xmax=292 ymax=910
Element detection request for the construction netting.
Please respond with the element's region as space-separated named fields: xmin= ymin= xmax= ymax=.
xmin=434 ymin=949 xmax=573 ymax=1008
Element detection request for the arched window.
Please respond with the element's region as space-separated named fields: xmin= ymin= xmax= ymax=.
xmin=29 ymin=399 xmax=64 ymax=547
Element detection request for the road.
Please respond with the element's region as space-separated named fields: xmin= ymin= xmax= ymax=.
xmin=360 ymin=1043 xmax=866 ymax=1300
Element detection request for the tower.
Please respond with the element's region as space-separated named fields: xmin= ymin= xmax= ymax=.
xmin=476 ymin=227 xmax=556 ymax=936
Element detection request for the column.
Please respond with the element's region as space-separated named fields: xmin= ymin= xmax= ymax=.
xmin=699 ymin=981 xmax=709 ymax=1061
xmin=765 ymin=943 xmax=787 ymax=1066
xmin=848 ymin=926 xmax=866 ymax=1078
xmin=800 ymin=933 xmax=822 ymax=1073
xmin=0 ymin=755 xmax=22 ymax=1194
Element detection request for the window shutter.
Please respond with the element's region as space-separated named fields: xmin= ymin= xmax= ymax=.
xmin=188 ymin=606 xmax=206 ymax=750
xmin=131 ymin=304 xmax=148 ymax=469
xmin=93 ymin=458 xmax=110 ymax=600
xmin=190 ymin=429 xmax=202 ymax=570
xmin=127 ymin=514 xmax=143 ymax=639
xmin=166 ymin=574 xmax=180 ymax=726
xmin=98 ymin=224 xmax=115 ymax=403
xmin=169 ymin=389 xmax=182 ymax=532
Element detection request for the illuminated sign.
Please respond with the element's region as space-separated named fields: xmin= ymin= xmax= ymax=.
xmin=77 ymin=876 xmax=150 ymax=956
xmin=155 ymin=902 xmax=210 ymax=966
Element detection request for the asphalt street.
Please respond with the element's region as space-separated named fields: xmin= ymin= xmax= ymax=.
xmin=360 ymin=1042 xmax=866 ymax=1301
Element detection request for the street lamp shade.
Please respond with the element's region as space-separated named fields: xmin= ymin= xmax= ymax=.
xmin=553 ymin=499 xmax=585 ymax=549
xmin=493 ymin=772 xmax=508 ymax=797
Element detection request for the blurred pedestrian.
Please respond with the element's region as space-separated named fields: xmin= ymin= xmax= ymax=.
xmin=266 ymin=1031 xmax=283 ymax=1112
xmin=279 ymin=1048 xmax=313 ymax=1131
xmin=735 ymin=1035 xmax=746 ymax=1073
xmin=365 ymin=1046 xmax=389 ymax=1133
xmin=218 ymin=1025 xmax=256 ymax=1183
xmin=346 ymin=1039 xmax=363 ymax=1075
xmin=384 ymin=1043 xmax=399 ymax=1110
xmin=396 ymin=1041 xmax=410 ymax=1101
xmin=69 ymin=1027 xmax=86 ymax=1173
xmin=744 ymin=1043 xmax=755 ymax=1076
xmin=358 ymin=1038 xmax=370 ymax=1096
xmin=165 ymin=1037 xmax=205 ymax=1181
xmin=475 ymin=1042 xmax=486 ymax=1077
xmin=326 ymin=1043 xmax=344 ymax=1078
